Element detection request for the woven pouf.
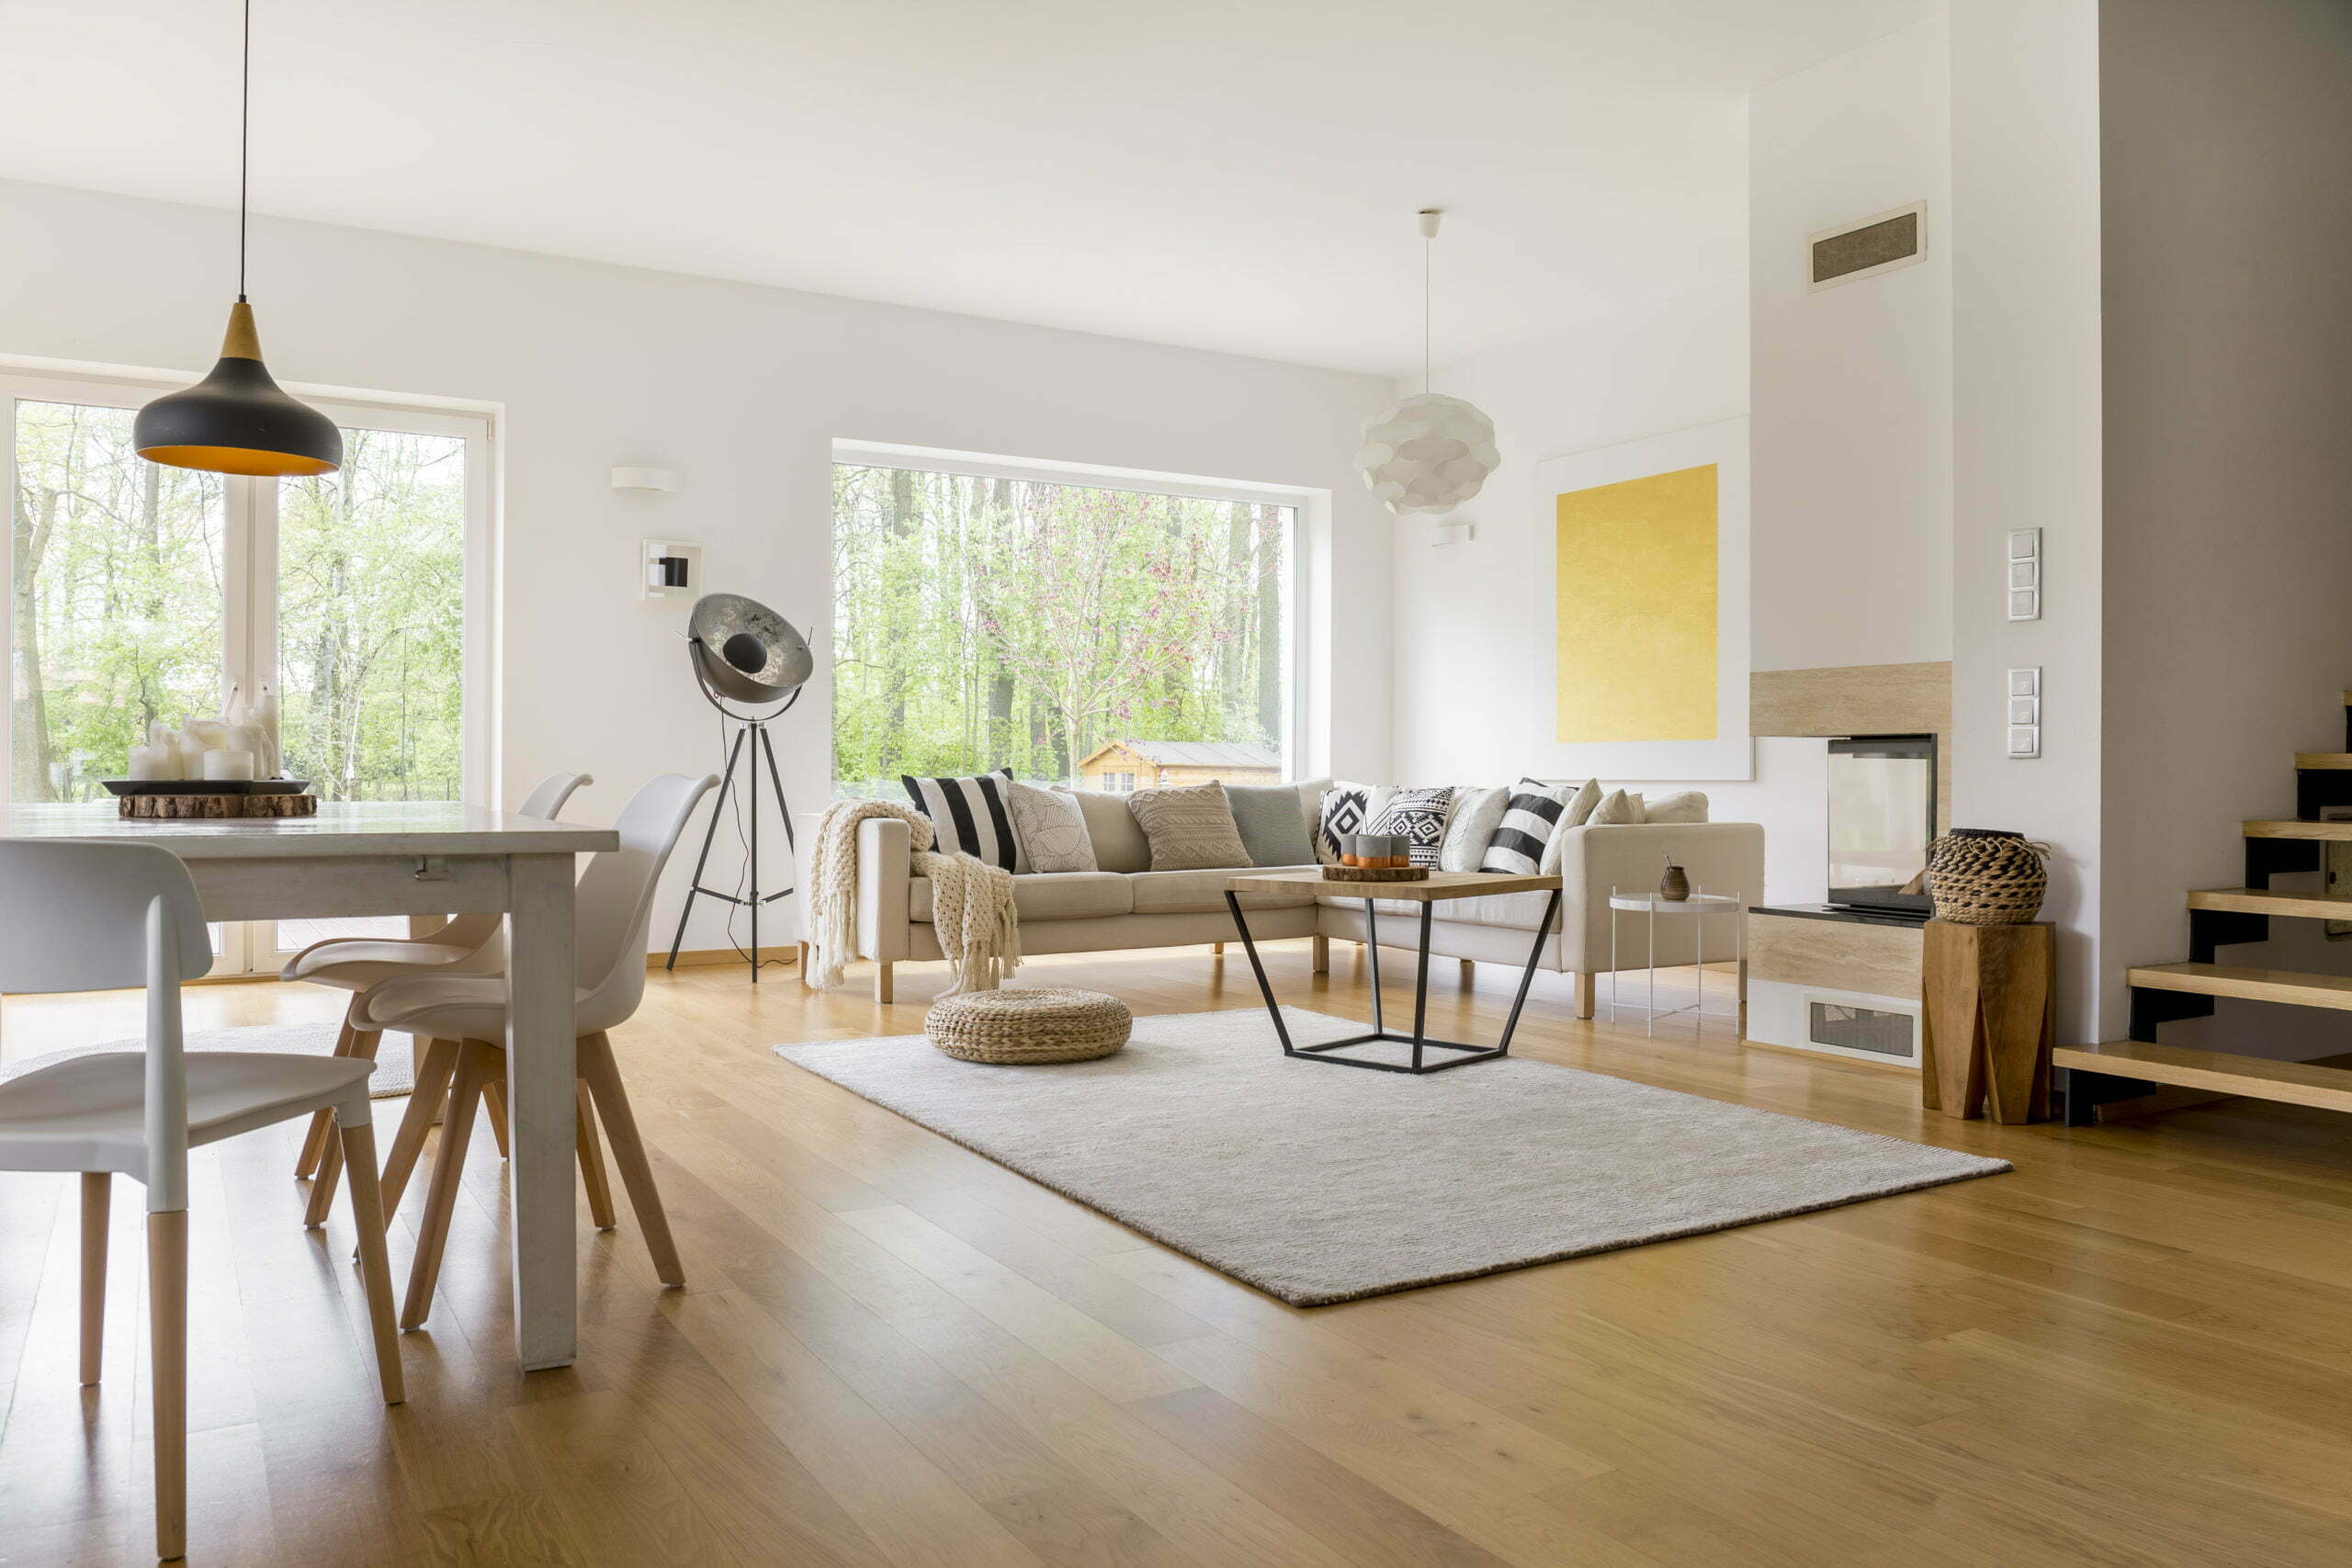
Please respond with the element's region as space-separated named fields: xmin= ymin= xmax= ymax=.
xmin=924 ymin=987 xmax=1132 ymax=1065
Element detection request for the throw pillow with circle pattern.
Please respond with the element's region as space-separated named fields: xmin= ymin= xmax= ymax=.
xmin=1366 ymin=785 xmax=1456 ymax=869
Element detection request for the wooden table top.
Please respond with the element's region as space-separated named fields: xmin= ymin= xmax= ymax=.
xmin=0 ymin=800 xmax=616 ymax=859
xmin=1226 ymin=868 xmax=1561 ymax=901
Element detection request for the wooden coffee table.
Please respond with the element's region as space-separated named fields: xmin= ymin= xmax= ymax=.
xmin=1223 ymin=870 xmax=1564 ymax=1074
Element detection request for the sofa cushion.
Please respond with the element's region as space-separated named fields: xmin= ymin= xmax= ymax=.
xmin=1644 ymin=789 xmax=1709 ymax=824
xmin=1127 ymin=781 xmax=1251 ymax=871
xmin=1439 ymin=785 xmax=1509 ymax=872
xmin=911 ymin=871 xmax=1132 ymax=923
xmin=1226 ymin=783 xmax=1319 ymax=866
xmin=1055 ymin=786 xmax=1153 ymax=873
xmin=901 ymin=769 xmax=1021 ymax=870
xmin=1005 ymin=779 xmax=1097 ymax=873
xmin=1132 ymin=864 xmax=1320 ymax=915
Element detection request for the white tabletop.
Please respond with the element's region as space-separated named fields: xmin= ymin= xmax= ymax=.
xmin=1609 ymin=892 xmax=1742 ymax=913
xmin=0 ymin=800 xmax=616 ymax=859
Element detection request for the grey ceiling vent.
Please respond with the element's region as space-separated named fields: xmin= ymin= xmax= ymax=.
xmin=1809 ymin=202 xmax=1928 ymax=291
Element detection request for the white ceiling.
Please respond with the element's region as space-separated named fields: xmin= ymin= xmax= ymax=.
xmin=1 ymin=0 xmax=1938 ymax=376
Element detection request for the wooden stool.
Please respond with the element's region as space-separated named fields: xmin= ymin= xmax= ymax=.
xmin=1922 ymin=920 xmax=2055 ymax=1122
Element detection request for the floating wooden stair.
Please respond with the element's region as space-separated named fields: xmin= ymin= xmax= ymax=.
xmin=2055 ymin=1041 xmax=2352 ymax=1115
xmin=2243 ymin=818 xmax=2352 ymax=840
xmin=2295 ymin=753 xmax=2352 ymax=770
xmin=2187 ymin=886 xmax=2352 ymax=919
xmin=2126 ymin=961 xmax=2352 ymax=1011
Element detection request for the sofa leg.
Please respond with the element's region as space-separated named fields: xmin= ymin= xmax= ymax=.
xmin=1214 ymin=942 xmax=1226 ymax=955
xmin=1460 ymin=958 xmax=1475 ymax=984
xmin=874 ymin=963 xmax=895 ymax=1004
xmin=1575 ymin=972 xmax=1597 ymax=1020
xmin=1311 ymin=935 xmax=1329 ymax=975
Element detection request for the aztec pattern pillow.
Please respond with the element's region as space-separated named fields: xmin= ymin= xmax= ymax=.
xmin=901 ymin=769 xmax=1022 ymax=871
xmin=1125 ymin=781 xmax=1251 ymax=871
xmin=1004 ymin=779 xmax=1098 ymax=873
xmin=1366 ymin=785 xmax=1457 ymax=869
xmin=1315 ymin=784 xmax=1372 ymax=864
xmin=1480 ymin=778 xmax=1579 ymax=874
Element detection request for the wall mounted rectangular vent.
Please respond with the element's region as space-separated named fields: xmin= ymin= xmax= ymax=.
xmin=1809 ymin=1001 xmax=1917 ymax=1060
xmin=1809 ymin=203 xmax=1928 ymax=291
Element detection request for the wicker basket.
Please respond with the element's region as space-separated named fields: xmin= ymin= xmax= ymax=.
xmin=924 ymin=987 xmax=1132 ymax=1065
xmin=1926 ymin=829 xmax=2051 ymax=925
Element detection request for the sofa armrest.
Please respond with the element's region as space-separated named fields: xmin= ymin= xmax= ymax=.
xmin=1555 ymin=821 xmax=1766 ymax=974
xmin=857 ymin=816 xmax=915 ymax=963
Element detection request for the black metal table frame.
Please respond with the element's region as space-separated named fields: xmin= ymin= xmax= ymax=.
xmin=1223 ymin=886 xmax=1565 ymax=1075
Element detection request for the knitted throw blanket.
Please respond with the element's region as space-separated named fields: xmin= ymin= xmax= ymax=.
xmin=805 ymin=798 xmax=1022 ymax=994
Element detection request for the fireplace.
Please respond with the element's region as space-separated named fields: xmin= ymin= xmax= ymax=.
xmin=1826 ymin=734 xmax=1936 ymax=917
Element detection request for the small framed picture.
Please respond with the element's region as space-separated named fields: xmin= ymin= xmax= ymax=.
xmin=2008 ymin=559 xmax=2040 ymax=590
xmin=2008 ymin=695 xmax=2040 ymax=725
xmin=2008 ymin=588 xmax=2040 ymax=621
xmin=2008 ymin=527 xmax=2041 ymax=561
xmin=2008 ymin=726 xmax=2041 ymax=759
xmin=2008 ymin=667 xmax=2040 ymax=696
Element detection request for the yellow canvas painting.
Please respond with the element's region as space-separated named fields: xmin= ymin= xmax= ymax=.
xmin=1555 ymin=463 xmax=1718 ymax=742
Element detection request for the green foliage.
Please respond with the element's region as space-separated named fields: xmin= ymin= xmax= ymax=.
xmin=10 ymin=402 xmax=465 ymax=803
xmin=831 ymin=465 xmax=1289 ymax=796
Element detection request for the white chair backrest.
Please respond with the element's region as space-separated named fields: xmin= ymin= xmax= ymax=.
xmin=574 ymin=773 xmax=718 ymax=1032
xmin=0 ymin=841 xmax=209 ymax=1209
xmin=518 ymin=771 xmax=593 ymax=820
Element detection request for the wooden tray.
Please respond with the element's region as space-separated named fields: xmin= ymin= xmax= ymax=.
xmin=1321 ymin=864 xmax=1430 ymax=883
xmin=119 ymin=793 xmax=319 ymax=819
xmin=104 ymin=778 xmax=311 ymax=796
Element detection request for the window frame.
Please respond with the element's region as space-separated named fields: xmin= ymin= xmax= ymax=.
xmin=2 ymin=366 xmax=498 ymax=972
xmin=831 ymin=439 xmax=1319 ymax=785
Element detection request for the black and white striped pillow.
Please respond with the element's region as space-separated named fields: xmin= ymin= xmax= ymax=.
xmin=1479 ymin=778 xmax=1577 ymax=874
xmin=901 ymin=769 xmax=1023 ymax=871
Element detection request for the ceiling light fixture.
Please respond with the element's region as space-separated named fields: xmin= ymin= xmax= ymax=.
xmin=135 ymin=0 xmax=341 ymax=479
xmin=1356 ymin=209 xmax=1498 ymax=517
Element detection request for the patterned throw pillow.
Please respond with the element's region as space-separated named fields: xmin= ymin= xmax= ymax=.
xmin=1366 ymin=786 xmax=1456 ymax=869
xmin=1315 ymin=785 xmax=1371 ymax=864
xmin=1004 ymin=779 xmax=1097 ymax=873
xmin=1439 ymin=785 xmax=1510 ymax=873
xmin=1126 ymin=781 xmax=1251 ymax=871
xmin=901 ymin=769 xmax=1022 ymax=871
xmin=1480 ymin=778 xmax=1578 ymax=874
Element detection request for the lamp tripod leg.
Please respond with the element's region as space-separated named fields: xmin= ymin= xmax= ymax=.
xmin=665 ymin=725 xmax=745 ymax=970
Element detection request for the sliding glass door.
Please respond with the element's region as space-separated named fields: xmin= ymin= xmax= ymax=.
xmin=5 ymin=371 xmax=491 ymax=974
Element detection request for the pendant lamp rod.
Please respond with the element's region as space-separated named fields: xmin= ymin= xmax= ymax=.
xmin=239 ymin=0 xmax=251 ymax=300
xmin=1417 ymin=209 xmax=1441 ymax=395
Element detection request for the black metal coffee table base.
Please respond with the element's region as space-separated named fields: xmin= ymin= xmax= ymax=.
xmin=1223 ymin=887 xmax=1564 ymax=1075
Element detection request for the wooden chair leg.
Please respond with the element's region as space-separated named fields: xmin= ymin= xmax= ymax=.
xmin=148 ymin=1209 xmax=187 ymax=1562
xmin=401 ymin=1042 xmax=492 ymax=1331
xmin=483 ymin=1076 xmax=513 ymax=1159
xmin=295 ymin=1010 xmax=361 ymax=1179
xmin=336 ymin=1113 xmax=406 ymax=1404
xmin=577 ymin=1080 xmax=616 ymax=1231
xmin=300 ymin=1026 xmax=382 ymax=1226
xmin=79 ymin=1172 xmax=108 ymax=1385
xmin=378 ymin=1039 xmax=458 ymax=1224
xmin=874 ymin=962 xmax=894 ymax=1004
xmin=578 ymin=1032 xmax=684 ymax=1287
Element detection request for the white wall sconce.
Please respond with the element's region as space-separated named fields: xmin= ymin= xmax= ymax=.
xmin=1431 ymin=519 xmax=1476 ymax=547
xmin=612 ymin=466 xmax=683 ymax=492
xmin=641 ymin=538 xmax=701 ymax=600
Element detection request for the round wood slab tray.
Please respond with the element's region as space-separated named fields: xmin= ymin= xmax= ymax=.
xmin=119 ymin=793 xmax=319 ymax=819
xmin=1320 ymin=864 xmax=1430 ymax=882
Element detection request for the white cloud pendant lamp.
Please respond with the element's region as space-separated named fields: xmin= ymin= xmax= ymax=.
xmin=1357 ymin=209 xmax=1498 ymax=516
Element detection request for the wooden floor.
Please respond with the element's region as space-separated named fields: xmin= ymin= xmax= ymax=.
xmin=7 ymin=943 xmax=2352 ymax=1566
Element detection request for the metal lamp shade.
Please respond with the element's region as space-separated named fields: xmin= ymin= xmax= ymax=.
xmin=135 ymin=302 xmax=343 ymax=479
xmin=688 ymin=592 xmax=812 ymax=705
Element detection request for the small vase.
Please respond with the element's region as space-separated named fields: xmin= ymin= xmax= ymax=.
xmin=1659 ymin=863 xmax=1690 ymax=902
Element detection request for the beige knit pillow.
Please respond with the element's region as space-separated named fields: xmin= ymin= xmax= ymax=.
xmin=1589 ymin=788 xmax=1645 ymax=825
xmin=1125 ymin=781 xmax=1252 ymax=871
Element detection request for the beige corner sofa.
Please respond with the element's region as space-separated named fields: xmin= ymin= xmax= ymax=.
xmin=843 ymin=807 xmax=1764 ymax=1014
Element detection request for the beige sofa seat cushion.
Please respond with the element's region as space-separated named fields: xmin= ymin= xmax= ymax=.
xmin=1133 ymin=865 xmax=1321 ymax=915
xmin=911 ymin=871 xmax=1133 ymax=923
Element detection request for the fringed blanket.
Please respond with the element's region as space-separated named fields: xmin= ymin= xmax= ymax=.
xmin=806 ymin=798 xmax=1021 ymax=993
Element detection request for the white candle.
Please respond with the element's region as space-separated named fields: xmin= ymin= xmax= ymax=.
xmin=202 ymin=750 xmax=255 ymax=781
xmin=127 ymin=743 xmax=170 ymax=781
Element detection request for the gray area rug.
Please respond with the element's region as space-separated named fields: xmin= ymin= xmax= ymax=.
xmin=776 ymin=1008 xmax=2010 ymax=1306
xmin=2 ymin=1022 xmax=415 ymax=1099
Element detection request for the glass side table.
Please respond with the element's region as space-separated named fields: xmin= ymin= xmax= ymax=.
xmin=1607 ymin=888 xmax=1744 ymax=1037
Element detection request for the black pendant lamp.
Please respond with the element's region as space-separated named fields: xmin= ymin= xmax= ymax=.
xmin=135 ymin=0 xmax=340 ymax=479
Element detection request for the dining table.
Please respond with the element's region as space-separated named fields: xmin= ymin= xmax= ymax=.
xmin=0 ymin=799 xmax=618 ymax=1371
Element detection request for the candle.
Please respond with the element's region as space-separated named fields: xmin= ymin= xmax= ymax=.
xmin=202 ymin=750 xmax=256 ymax=782
xmin=128 ymin=743 xmax=171 ymax=781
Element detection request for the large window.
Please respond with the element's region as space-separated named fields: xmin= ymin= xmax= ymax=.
xmin=6 ymin=371 xmax=489 ymax=970
xmin=831 ymin=454 xmax=1296 ymax=796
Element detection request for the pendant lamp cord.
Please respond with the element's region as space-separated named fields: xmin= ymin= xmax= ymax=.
xmin=237 ymin=0 xmax=251 ymax=301
xmin=1422 ymin=222 xmax=1431 ymax=395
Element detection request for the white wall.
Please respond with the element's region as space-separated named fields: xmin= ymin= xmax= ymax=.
xmin=1951 ymin=0 xmax=2106 ymax=1043
xmin=1750 ymin=15 xmax=1951 ymax=676
xmin=0 ymin=177 xmax=1396 ymax=953
xmin=2097 ymin=0 xmax=2352 ymax=1056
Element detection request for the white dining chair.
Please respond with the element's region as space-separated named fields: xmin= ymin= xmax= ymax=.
xmin=0 ymin=840 xmax=403 ymax=1562
xmin=286 ymin=771 xmax=591 ymax=1223
xmin=355 ymin=773 xmax=717 ymax=1328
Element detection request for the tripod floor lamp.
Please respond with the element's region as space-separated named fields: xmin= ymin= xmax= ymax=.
xmin=666 ymin=592 xmax=812 ymax=981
